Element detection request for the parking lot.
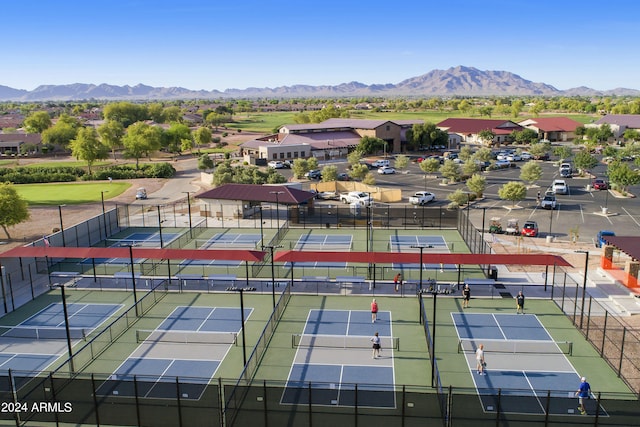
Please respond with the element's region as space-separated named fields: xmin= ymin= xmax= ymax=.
xmin=279 ymin=154 xmax=640 ymax=245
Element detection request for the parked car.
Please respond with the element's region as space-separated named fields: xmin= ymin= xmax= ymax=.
xmin=552 ymin=179 xmax=568 ymax=195
xmin=559 ymin=163 xmax=572 ymax=173
xmin=506 ymin=154 xmax=522 ymax=162
xmin=540 ymin=194 xmax=557 ymax=210
xmin=504 ymin=219 xmax=519 ymax=235
xmin=316 ymin=191 xmax=338 ymax=200
xmin=337 ymin=173 xmax=350 ymax=181
xmin=135 ymin=187 xmax=147 ymax=200
xmin=560 ymin=168 xmax=572 ymax=178
xmin=521 ymin=221 xmax=539 ymax=237
xmin=520 ymin=152 xmax=532 ymax=160
xmin=371 ymin=159 xmax=390 ymax=167
xmin=377 ymin=166 xmax=396 ymax=174
xmin=409 ymin=191 xmax=436 ymax=205
xmin=533 ymin=153 xmax=550 ymax=161
xmin=305 ymin=169 xmax=322 ymax=179
xmin=592 ymin=179 xmax=608 ymax=190
xmin=596 ymin=230 xmax=616 ymax=248
xmin=494 ymin=159 xmax=511 ymax=169
xmin=268 ymin=160 xmax=284 ymax=169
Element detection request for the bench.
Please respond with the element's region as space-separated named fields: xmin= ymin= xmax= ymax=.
xmin=175 ymin=274 xmax=205 ymax=287
xmin=208 ymin=275 xmax=237 ymax=287
xmin=49 ymin=271 xmax=81 ymax=287
xmin=336 ymin=275 xmax=368 ymax=289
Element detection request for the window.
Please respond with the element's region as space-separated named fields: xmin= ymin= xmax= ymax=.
xmin=272 ymin=153 xmax=277 ymax=160
xmin=386 ymin=125 xmax=390 ymax=131
xmin=280 ymin=152 xmax=285 ymax=159
xmin=300 ymin=151 xmax=305 ymax=157
xmin=287 ymin=152 xmax=291 ymax=158
xmin=293 ymin=152 xmax=298 ymax=158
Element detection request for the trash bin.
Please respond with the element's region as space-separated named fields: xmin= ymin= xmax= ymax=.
xmin=489 ymin=267 xmax=498 ymax=280
xmin=546 ymin=235 xmax=554 ymax=243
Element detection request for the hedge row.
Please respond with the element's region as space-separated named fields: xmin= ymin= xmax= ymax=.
xmin=0 ymin=163 xmax=176 ymax=184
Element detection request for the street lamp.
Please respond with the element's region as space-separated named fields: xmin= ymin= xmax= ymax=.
xmin=51 ymin=283 xmax=74 ymax=372
xmin=264 ymin=245 xmax=283 ymax=308
xmin=575 ymin=250 xmax=589 ymax=329
xmin=101 ymin=191 xmax=109 ymax=238
xmin=548 ymin=207 xmax=554 ymax=238
xmin=235 ymin=289 xmax=248 ymax=366
xmin=128 ymin=245 xmax=139 ymax=317
xmin=183 ymin=192 xmax=193 ymax=237
xmin=157 ymin=206 xmax=164 ymax=248
xmin=58 ymin=205 xmax=66 ymax=247
xmin=411 ymin=245 xmax=433 ymax=292
xmin=269 ymin=191 xmax=284 ymax=232
xmin=258 ymin=206 xmax=265 ymax=250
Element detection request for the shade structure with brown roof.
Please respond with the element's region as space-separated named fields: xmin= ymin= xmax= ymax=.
xmin=196 ymin=184 xmax=315 ymax=205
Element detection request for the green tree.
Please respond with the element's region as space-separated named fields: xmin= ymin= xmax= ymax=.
xmin=349 ymin=164 xmax=369 ymax=181
xmin=41 ymin=120 xmax=78 ymax=149
xmin=447 ymin=189 xmax=471 ymax=208
xmin=358 ymin=136 xmax=386 ymax=154
xmin=197 ymin=154 xmax=214 ymax=171
xmin=458 ymin=146 xmax=473 ymax=161
xmin=466 ymin=174 xmax=486 ymax=198
xmin=478 ymin=130 xmax=496 ymax=146
xmin=362 ymin=172 xmax=376 ymax=185
xmin=307 ymin=157 xmax=319 ymax=171
xmin=97 ymin=120 xmax=125 ymax=160
xmin=0 ymin=183 xmax=30 ymax=239
xmin=608 ymin=161 xmax=640 ymax=192
xmin=478 ymin=106 xmax=493 ymax=117
xmin=321 ymin=165 xmax=338 ymax=182
xmin=461 ymin=159 xmax=479 ymax=177
xmin=406 ymin=122 xmax=448 ymax=151
xmin=103 ymin=102 xmax=149 ymax=127
xmin=511 ymin=128 xmax=538 ymax=144
xmin=164 ymin=106 xmax=182 ymax=123
xmin=498 ymin=181 xmax=527 ymax=206
xmin=528 ymin=141 xmax=551 ymax=159
xmin=292 ymin=159 xmax=309 ymax=178
xmin=439 ymin=159 xmax=461 ymax=183
xmin=394 ymin=155 xmax=409 ymax=170
xmin=69 ymin=127 xmax=109 ymax=174
xmin=347 ymin=150 xmax=363 ymax=167
xmin=623 ymin=129 xmax=640 ymax=142
xmin=164 ymin=123 xmax=192 ymax=154
xmin=147 ymin=103 xmax=166 ymax=123
xmin=23 ymin=111 xmax=52 ymax=133
xmin=519 ymin=161 xmax=543 ymax=185
xmin=553 ymin=146 xmax=573 ymax=162
xmin=574 ymin=150 xmax=598 ymax=173
xmin=193 ymin=127 xmax=212 ymax=151
xmin=472 ymin=147 xmax=493 ymax=163
xmin=122 ymin=122 xmax=163 ymax=168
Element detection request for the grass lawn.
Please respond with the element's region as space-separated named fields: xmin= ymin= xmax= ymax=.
xmin=15 ymin=182 xmax=131 ymax=205
xmin=20 ymin=160 xmax=117 ymax=169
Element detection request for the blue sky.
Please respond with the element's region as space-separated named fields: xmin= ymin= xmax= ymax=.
xmin=3 ymin=0 xmax=638 ymax=91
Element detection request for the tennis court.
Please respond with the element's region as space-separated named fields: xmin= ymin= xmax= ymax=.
xmin=282 ymin=309 xmax=397 ymax=408
xmin=81 ymin=231 xmax=181 ymax=265
xmin=390 ymin=235 xmax=457 ymax=271
xmin=182 ymin=233 xmax=262 ymax=267
xmin=453 ymin=312 xmax=605 ymax=416
xmin=0 ymin=302 xmax=122 ymax=389
xmin=97 ymin=305 xmax=252 ymax=400
xmin=287 ymin=234 xmax=353 ymax=269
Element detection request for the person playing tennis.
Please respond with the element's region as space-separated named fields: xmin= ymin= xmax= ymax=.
xmin=371 ymin=332 xmax=381 ymax=358
xmin=371 ymin=298 xmax=378 ymax=323
xmin=516 ymin=291 xmax=525 ymax=314
xmin=476 ymin=344 xmax=485 ymax=375
xmin=576 ymin=376 xmax=591 ymax=415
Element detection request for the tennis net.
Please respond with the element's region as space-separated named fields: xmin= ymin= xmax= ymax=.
xmin=105 ymin=238 xmax=160 ymax=248
xmin=458 ymin=339 xmax=572 ymax=355
xmin=0 ymin=325 xmax=87 ymax=340
xmin=292 ymin=334 xmax=400 ymax=350
xmin=136 ymin=329 xmax=238 ymax=345
xmin=195 ymin=239 xmax=258 ymax=249
xmin=293 ymin=243 xmax=352 ymax=251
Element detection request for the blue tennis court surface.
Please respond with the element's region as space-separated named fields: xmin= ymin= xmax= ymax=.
xmin=80 ymin=232 xmax=180 ymax=265
xmin=97 ymin=306 xmax=252 ymax=400
xmin=286 ymin=234 xmax=352 ymax=268
xmin=181 ymin=233 xmax=261 ymax=267
xmin=282 ymin=309 xmax=396 ymax=408
xmin=453 ymin=313 xmax=606 ymax=416
xmin=390 ymin=235 xmax=456 ymax=270
xmin=0 ymin=303 xmax=122 ymax=389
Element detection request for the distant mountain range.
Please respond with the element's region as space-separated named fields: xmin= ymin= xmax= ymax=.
xmin=1 ymin=66 xmax=638 ymax=101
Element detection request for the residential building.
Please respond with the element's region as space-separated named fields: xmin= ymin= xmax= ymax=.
xmin=518 ymin=117 xmax=583 ymax=142
xmin=591 ymin=114 xmax=640 ymax=139
xmin=437 ymin=118 xmax=523 ymax=146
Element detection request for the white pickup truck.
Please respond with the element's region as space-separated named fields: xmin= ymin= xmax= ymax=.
xmin=339 ymin=191 xmax=372 ymax=206
xmin=409 ymin=191 xmax=436 ymax=205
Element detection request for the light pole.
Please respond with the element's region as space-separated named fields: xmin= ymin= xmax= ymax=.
xmin=236 ymin=289 xmax=247 ymax=366
xmin=575 ymin=250 xmax=589 ymax=329
xmin=269 ymin=191 xmax=284 ymax=232
xmin=58 ymin=205 xmax=66 ymax=247
xmin=258 ymin=206 xmax=264 ymax=250
xmin=548 ymin=207 xmax=554 ymax=237
xmin=264 ymin=245 xmax=283 ymax=308
xmin=52 ymin=283 xmax=74 ymax=372
xmin=128 ymin=245 xmax=139 ymax=316
xmin=101 ymin=191 xmax=109 ymax=239
xmin=411 ymin=245 xmax=433 ymax=292
xmin=157 ymin=206 xmax=164 ymax=248
xmin=183 ymin=192 xmax=193 ymax=236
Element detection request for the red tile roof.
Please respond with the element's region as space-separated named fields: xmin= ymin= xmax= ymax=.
xmin=196 ymin=184 xmax=315 ymax=205
xmin=437 ymin=118 xmax=522 ymax=134
xmin=519 ymin=117 xmax=582 ymax=132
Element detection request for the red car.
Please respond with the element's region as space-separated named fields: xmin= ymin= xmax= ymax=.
xmin=592 ymin=179 xmax=608 ymax=190
xmin=521 ymin=221 xmax=539 ymax=237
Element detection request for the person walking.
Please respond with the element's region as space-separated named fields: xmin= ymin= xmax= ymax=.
xmin=575 ymin=376 xmax=591 ymax=415
xmin=476 ymin=344 xmax=485 ymax=375
xmin=516 ymin=291 xmax=525 ymax=314
xmin=462 ymin=285 xmax=471 ymax=308
xmin=394 ymin=273 xmax=402 ymax=292
xmin=536 ymin=190 xmax=541 ymax=205
xmin=370 ymin=332 xmax=382 ymax=358
xmin=371 ymin=298 xmax=379 ymax=323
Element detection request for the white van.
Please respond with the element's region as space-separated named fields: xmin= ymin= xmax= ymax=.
xmin=372 ymin=159 xmax=390 ymax=167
